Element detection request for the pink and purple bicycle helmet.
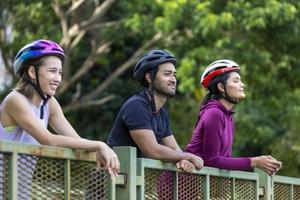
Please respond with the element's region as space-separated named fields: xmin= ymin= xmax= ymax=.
xmin=13 ymin=39 xmax=65 ymax=75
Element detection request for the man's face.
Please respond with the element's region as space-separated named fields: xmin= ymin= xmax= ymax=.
xmin=153 ymin=62 xmax=177 ymax=97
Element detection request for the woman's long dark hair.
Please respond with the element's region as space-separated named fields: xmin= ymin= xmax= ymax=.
xmin=14 ymin=57 xmax=45 ymax=100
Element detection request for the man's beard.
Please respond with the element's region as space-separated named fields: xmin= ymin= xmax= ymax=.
xmin=153 ymin=83 xmax=176 ymax=97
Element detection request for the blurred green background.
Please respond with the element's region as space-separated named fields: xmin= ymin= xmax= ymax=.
xmin=0 ymin=0 xmax=300 ymax=177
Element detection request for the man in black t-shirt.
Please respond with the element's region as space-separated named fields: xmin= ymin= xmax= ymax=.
xmin=107 ymin=50 xmax=203 ymax=171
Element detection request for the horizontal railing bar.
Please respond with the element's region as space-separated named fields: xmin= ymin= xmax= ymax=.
xmin=274 ymin=175 xmax=300 ymax=185
xmin=138 ymin=158 xmax=259 ymax=181
xmin=200 ymin=167 xmax=259 ymax=180
xmin=0 ymin=140 xmax=96 ymax=161
xmin=138 ymin=158 xmax=177 ymax=170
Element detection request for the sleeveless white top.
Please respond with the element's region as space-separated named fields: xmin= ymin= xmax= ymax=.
xmin=0 ymin=96 xmax=49 ymax=145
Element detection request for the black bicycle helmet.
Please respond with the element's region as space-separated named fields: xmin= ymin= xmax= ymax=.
xmin=133 ymin=50 xmax=176 ymax=86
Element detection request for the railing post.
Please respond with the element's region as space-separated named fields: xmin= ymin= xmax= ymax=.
xmin=255 ymin=168 xmax=274 ymax=200
xmin=64 ymin=159 xmax=70 ymax=200
xmin=204 ymin=174 xmax=210 ymax=200
xmin=8 ymin=152 xmax=18 ymax=200
xmin=173 ymin=171 xmax=178 ymax=200
xmin=114 ymin=147 xmax=137 ymax=200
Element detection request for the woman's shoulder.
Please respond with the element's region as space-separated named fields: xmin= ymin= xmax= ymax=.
xmin=201 ymin=104 xmax=225 ymax=119
xmin=202 ymin=103 xmax=224 ymax=113
xmin=3 ymin=91 xmax=29 ymax=106
xmin=47 ymin=96 xmax=62 ymax=113
xmin=48 ymin=96 xmax=59 ymax=105
xmin=1 ymin=91 xmax=32 ymax=117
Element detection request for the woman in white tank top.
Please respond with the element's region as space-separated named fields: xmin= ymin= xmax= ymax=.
xmin=0 ymin=39 xmax=120 ymax=178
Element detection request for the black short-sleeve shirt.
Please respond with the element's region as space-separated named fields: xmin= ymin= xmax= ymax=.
xmin=107 ymin=91 xmax=173 ymax=157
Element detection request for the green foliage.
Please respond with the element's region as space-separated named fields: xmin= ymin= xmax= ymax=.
xmin=167 ymin=95 xmax=199 ymax=148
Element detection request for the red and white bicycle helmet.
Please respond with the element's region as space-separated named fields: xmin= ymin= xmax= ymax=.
xmin=200 ymin=59 xmax=240 ymax=88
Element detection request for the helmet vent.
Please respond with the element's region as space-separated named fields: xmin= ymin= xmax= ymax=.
xmin=147 ymin=57 xmax=160 ymax=62
xmin=40 ymin=40 xmax=51 ymax=45
xmin=205 ymin=66 xmax=228 ymax=76
xmin=52 ymin=48 xmax=64 ymax=52
xmin=29 ymin=46 xmax=45 ymax=51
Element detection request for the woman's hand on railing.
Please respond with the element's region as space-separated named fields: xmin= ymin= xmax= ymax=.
xmin=96 ymin=142 xmax=120 ymax=179
xmin=185 ymin=153 xmax=204 ymax=170
xmin=176 ymin=159 xmax=195 ymax=172
xmin=251 ymin=155 xmax=282 ymax=175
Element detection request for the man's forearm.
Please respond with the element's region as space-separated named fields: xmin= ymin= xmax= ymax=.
xmin=147 ymin=144 xmax=190 ymax=162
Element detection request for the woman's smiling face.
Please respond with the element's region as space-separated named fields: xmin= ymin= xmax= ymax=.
xmin=36 ymin=56 xmax=62 ymax=96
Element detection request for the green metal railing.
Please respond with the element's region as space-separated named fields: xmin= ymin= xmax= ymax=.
xmin=0 ymin=141 xmax=116 ymax=200
xmin=255 ymin=169 xmax=300 ymax=200
xmin=115 ymin=147 xmax=259 ymax=200
xmin=274 ymin=175 xmax=300 ymax=199
xmin=1 ymin=141 xmax=300 ymax=200
xmin=115 ymin=147 xmax=300 ymax=200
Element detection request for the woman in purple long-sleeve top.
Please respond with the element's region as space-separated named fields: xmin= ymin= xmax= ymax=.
xmin=186 ymin=59 xmax=282 ymax=175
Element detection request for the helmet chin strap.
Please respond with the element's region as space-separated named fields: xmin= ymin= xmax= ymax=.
xmin=25 ymin=68 xmax=51 ymax=119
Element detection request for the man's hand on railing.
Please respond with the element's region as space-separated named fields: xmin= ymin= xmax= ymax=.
xmin=251 ymin=155 xmax=282 ymax=175
xmin=96 ymin=142 xmax=120 ymax=179
xmin=176 ymin=159 xmax=195 ymax=172
xmin=185 ymin=153 xmax=204 ymax=170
